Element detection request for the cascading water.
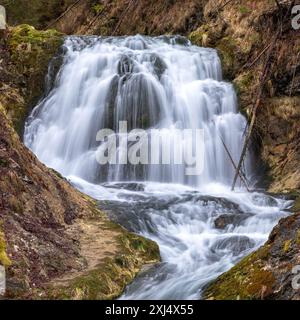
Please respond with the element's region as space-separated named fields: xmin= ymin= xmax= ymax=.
xmin=24 ymin=35 xmax=292 ymax=300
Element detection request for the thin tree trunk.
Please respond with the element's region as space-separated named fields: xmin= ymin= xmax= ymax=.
xmin=45 ymin=0 xmax=83 ymax=30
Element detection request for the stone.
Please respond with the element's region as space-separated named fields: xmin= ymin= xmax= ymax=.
xmin=214 ymin=213 xmax=252 ymax=229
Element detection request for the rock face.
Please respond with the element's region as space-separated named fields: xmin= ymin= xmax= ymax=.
xmin=3 ymin=0 xmax=76 ymax=30
xmin=0 ymin=25 xmax=160 ymax=299
xmin=4 ymin=0 xmax=204 ymax=36
xmin=259 ymin=97 xmax=300 ymax=193
xmin=1 ymin=24 xmax=63 ymax=133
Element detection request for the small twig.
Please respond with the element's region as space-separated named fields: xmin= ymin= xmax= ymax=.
xmin=45 ymin=0 xmax=83 ymax=30
xmin=289 ymin=51 xmax=300 ymax=96
xmin=219 ymin=0 xmax=235 ymax=11
xmin=112 ymin=0 xmax=136 ymax=36
xmin=219 ymin=135 xmax=250 ymax=191
xmin=242 ymin=41 xmax=273 ymax=70
xmin=84 ymin=3 xmax=112 ymax=34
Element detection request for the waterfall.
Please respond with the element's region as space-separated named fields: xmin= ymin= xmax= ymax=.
xmin=25 ymin=35 xmax=252 ymax=187
xmin=24 ymin=35 xmax=291 ymax=300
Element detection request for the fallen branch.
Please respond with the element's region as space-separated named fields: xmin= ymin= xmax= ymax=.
xmin=112 ymin=0 xmax=137 ymax=35
xmin=242 ymin=41 xmax=273 ymax=71
xmin=83 ymin=3 xmax=111 ymax=34
xmin=45 ymin=0 xmax=83 ymax=30
xmin=219 ymin=0 xmax=235 ymax=11
xmin=219 ymin=135 xmax=250 ymax=191
xmin=231 ymin=31 xmax=280 ymax=191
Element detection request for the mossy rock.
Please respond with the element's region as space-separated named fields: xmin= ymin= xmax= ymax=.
xmin=3 ymin=24 xmax=64 ymax=133
xmin=189 ymin=28 xmax=209 ymax=47
xmin=216 ymin=36 xmax=239 ymax=80
xmin=292 ymin=195 xmax=300 ymax=213
xmin=0 ymin=222 xmax=11 ymax=268
xmin=203 ymin=245 xmax=274 ymax=300
xmin=47 ymin=212 xmax=160 ymax=300
xmin=189 ymin=23 xmax=225 ymax=48
xmin=233 ymin=71 xmax=257 ymax=111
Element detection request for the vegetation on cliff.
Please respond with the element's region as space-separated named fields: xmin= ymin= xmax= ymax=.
xmin=1 ymin=24 xmax=63 ymax=133
xmin=0 ymin=224 xmax=11 ymax=267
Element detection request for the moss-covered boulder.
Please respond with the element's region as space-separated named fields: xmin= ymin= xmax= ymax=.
xmin=48 ymin=219 xmax=160 ymax=300
xmin=0 ymin=224 xmax=11 ymax=268
xmin=204 ymin=246 xmax=274 ymax=300
xmin=204 ymin=211 xmax=300 ymax=300
xmin=0 ymin=24 xmax=63 ymax=133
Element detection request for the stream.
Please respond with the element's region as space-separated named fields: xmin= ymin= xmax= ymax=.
xmin=24 ymin=35 xmax=292 ymax=299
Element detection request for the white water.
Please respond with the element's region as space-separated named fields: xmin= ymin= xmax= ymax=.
xmin=24 ymin=35 xmax=292 ymax=300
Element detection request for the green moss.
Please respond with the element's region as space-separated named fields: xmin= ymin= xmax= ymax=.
xmin=283 ymin=239 xmax=292 ymax=253
xmin=217 ymin=37 xmax=238 ymax=80
xmin=47 ymin=205 xmax=160 ymax=300
xmin=0 ymin=223 xmax=11 ymax=268
xmin=296 ymin=230 xmax=300 ymax=246
xmin=233 ymin=71 xmax=257 ymax=111
xmin=292 ymin=196 xmax=300 ymax=213
xmin=204 ymin=245 xmax=274 ymax=300
xmin=0 ymin=158 xmax=9 ymax=167
xmin=217 ymin=37 xmax=236 ymax=67
xmin=238 ymin=6 xmax=251 ymax=15
xmin=234 ymin=72 xmax=255 ymax=95
xmin=9 ymin=25 xmax=62 ymax=48
xmin=5 ymin=24 xmax=63 ymax=133
xmin=189 ymin=28 xmax=209 ymax=47
xmin=92 ymin=3 xmax=104 ymax=14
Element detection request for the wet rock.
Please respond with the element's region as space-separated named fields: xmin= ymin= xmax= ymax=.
xmin=251 ymin=194 xmax=278 ymax=207
xmin=102 ymin=182 xmax=145 ymax=192
xmin=204 ymin=212 xmax=300 ymax=300
xmin=124 ymin=37 xmax=148 ymax=50
xmin=118 ymin=55 xmax=135 ymax=76
xmin=149 ymin=53 xmax=167 ymax=79
xmin=211 ymin=236 xmax=256 ymax=256
xmin=214 ymin=213 xmax=251 ymax=229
